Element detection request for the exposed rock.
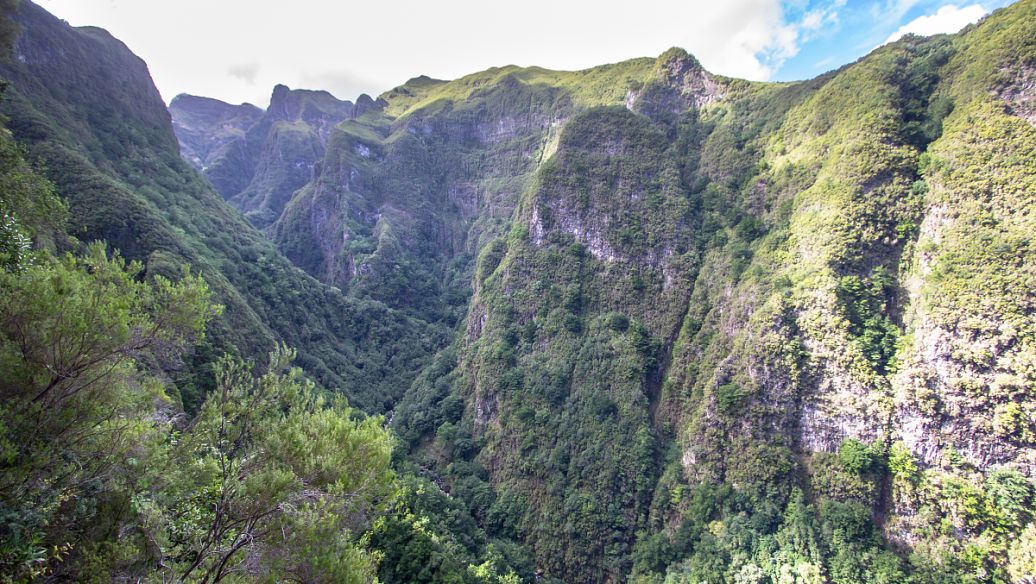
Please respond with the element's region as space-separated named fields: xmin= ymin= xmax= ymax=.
xmin=1000 ymin=64 xmax=1036 ymax=126
xmin=626 ymin=48 xmax=726 ymax=120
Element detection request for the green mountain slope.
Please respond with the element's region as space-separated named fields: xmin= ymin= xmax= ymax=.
xmin=289 ymin=6 xmax=1029 ymax=582
xmin=0 ymin=0 xmax=1033 ymax=580
xmin=0 ymin=0 xmax=444 ymax=412
xmin=169 ymin=4 xmax=1036 ymax=576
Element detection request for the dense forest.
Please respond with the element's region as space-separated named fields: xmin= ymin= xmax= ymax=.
xmin=1 ymin=0 xmax=1035 ymax=581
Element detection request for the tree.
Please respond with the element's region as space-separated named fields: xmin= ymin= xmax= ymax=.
xmin=0 ymin=243 xmax=216 ymax=580
xmin=1007 ymin=524 xmax=1036 ymax=583
xmin=0 ymin=124 xmax=67 ymax=270
xmin=838 ymin=439 xmax=873 ymax=475
xmin=138 ymin=347 xmax=394 ymax=583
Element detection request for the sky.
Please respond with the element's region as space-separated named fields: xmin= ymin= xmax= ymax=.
xmin=36 ymin=0 xmax=1019 ymax=108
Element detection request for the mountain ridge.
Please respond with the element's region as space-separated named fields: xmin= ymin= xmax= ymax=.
xmin=0 ymin=0 xmax=446 ymax=413
xmin=1 ymin=0 xmax=1034 ymax=580
xmin=169 ymin=6 xmax=1036 ymax=578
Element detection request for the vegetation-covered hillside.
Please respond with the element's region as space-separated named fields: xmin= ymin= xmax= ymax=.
xmin=0 ymin=2 xmax=531 ymax=581
xmin=0 ymin=0 xmax=444 ymax=413
xmin=1 ymin=0 xmax=1035 ymax=581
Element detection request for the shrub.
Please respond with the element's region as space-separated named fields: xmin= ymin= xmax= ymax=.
xmin=838 ymin=439 xmax=873 ymax=474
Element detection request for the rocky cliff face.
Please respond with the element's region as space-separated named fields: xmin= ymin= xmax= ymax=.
xmin=163 ymin=4 xmax=1035 ymax=581
xmin=271 ymin=79 xmax=555 ymax=320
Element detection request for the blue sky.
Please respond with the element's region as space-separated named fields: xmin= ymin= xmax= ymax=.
xmin=773 ymin=0 xmax=1017 ymax=81
xmin=37 ymin=0 xmax=1019 ymax=107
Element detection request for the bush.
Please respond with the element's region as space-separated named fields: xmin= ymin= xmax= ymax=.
xmin=714 ymin=382 xmax=747 ymax=415
xmin=606 ymin=312 xmax=630 ymax=332
xmin=839 ymin=439 xmax=873 ymax=474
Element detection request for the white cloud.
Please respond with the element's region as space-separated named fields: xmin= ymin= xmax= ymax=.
xmin=35 ymin=0 xmax=846 ymax=105
xmin=878 ymin=0 xmax=925 ymax=22
xmin=688 ymin=0 xmax=802 ymax=81
xmin=801 ymin=10 xmax=825 ymax=30
xmin=620 ymin=0 xmax=846 ymax=82
xmin=883 ymin=3 xmax=988 ymax=44
xmin=227 ymin=63 xmax=260 ymax=85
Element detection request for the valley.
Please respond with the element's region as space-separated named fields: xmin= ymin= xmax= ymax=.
xmin=0 ymin=0 xmax=1034 ymax=581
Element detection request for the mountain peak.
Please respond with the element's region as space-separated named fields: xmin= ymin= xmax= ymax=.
xmin=266 ymin=83 xmax=353 ymax=120
xmin=170 ymin=93 xmax=262 ymax=114
xmin=353 ymin=92 xmax=387 ymax=116
xmin=655 ymin=46 xmax=706 ymax=77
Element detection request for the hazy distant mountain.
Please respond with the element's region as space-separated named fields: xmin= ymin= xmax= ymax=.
xmin=169 ymin=93 xmax=262 ymax=171
xmin=170 ymin=85 xmax=357 ymax=228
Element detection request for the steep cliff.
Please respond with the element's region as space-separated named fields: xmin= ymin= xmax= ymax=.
xmin=375 ymin=11 xmax=1033 ymax=583
xmin=169 ymin=93 xmax=262 ymax=171
xmin=163 ymin=7 xmax=1036 ymax=576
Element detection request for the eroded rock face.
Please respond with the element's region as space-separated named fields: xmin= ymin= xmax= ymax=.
xmin=655 ymin=49 xmax=726 ymax=110
xmin=1000 ymin=64 xmax=1036 ymax=126
xmin=270 ymin=73 xmax=571 ymax=321
xmin=627 ymin=49 xmax=726 ymax=121
xmin=892 ymin=136 xmax=1036 ymax=476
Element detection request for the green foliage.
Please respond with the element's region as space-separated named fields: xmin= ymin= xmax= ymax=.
xmin=0 ymin=108 xmax=409 ymax=582
xmin=137 ymin=347 xmax=395 ymax=582
xmin=0 ymin=125 xmax=66 ymax=255
xmin=984 ymin=469 xmax=1033 ymax=531
xmin=714 ymin=381 xmax=748 ymax=415
xmin=365 ymin=475 xmax=531 ymax=584
xmin=630 ymin=484 xmax=910 ymax=584
xmin=0 ymin=242 xmax=216 ymax=580
xmin=888 ymin=441 xmax=918 ymax=482
xmin=836 ymin=268 xmax=900 ymax=374
xmin=0 ymin=206 xmax=31 ymax=270
xmin=477 ymin=238 xmax=508 ymax=284
xmin=839 ymin=439 xmax=875 ymax=474
xmin=1008 ymin=524 xmax=1036 ymax=583
xmin=0 ymin=127 xmax=63 ymax=270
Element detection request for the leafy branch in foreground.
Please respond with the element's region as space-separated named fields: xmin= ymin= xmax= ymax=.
xmin=135 ymin=346 xmax=395 ymax=583
xmin=0 ymin=242 xmax=216 ymax=581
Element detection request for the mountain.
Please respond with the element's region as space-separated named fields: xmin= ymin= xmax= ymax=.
xmin=196 ymin=6 xmax=1034 ymax=581
xmin=1 ymin=0 xmax=1034 ymax=581
xmin=0 ymin=0 xmax=444 ymax=412
xmin=170 ymin=85 xmax=357 ymax=228
xmin=169 ymin=94 xmax=262 ymax=172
